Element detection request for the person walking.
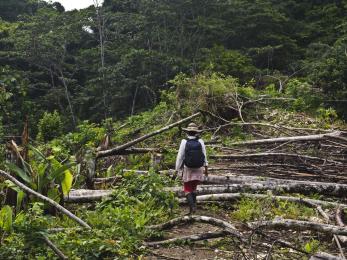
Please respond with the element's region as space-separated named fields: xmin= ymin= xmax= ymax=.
xmin=175 ymin=123 xmax=208 ymax=214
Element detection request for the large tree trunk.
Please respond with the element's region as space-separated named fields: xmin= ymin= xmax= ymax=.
xmin=169 ymin=181 xmax=347 ymax=197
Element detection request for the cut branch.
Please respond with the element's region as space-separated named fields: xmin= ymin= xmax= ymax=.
xmin=0 ymin=170 xmax=91 ymax=229
xmin=310 ymin=252 xmax=344 ymax=260
xmin=226 ymin=131 xmax=342 ymax=146
xmin=96 ymin=112 xmax=200 ymax=158
xmin=42 ymin=234 xmax=68 ymax=260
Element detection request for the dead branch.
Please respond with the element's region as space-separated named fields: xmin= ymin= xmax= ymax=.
xmin=114 ymin=147 xmax=163 ymax=155
xmin=225 ymin=131 xmax=342 ymax=146
xmin=144 ymin=230 xmax=232 ymax=246
xmin=249 ymin=219 xmax=347 ymax=236
xmin=148 ymin=215 xmax=242 ymax=239
xmin=310 ymin=252 xmax=344 ymax=260
xmin=310 ymin=202 xmax=346 ymax=259
xmin=42 ymin=234 xmax=68 ymax=260
xmin=203 ymin=121 xmax=334 ymax=134
xmin=254 ymin=229 xmax=308 ymax=255
xmin=96 ymin=112 xmax=200 ymax=158
xmin=0 ymin=170 xmax=91 ymax=229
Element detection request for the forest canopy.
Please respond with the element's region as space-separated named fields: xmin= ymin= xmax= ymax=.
xmin=0 ymin=0 xmax=346 ymax=136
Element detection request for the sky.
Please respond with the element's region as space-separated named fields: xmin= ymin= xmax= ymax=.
xmin=45 ymin=0 xmax=104 ymax=11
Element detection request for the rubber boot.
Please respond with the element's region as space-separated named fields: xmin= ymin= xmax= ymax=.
xmin=186 ymin=193 xmax=195 ymax=215
xmin=192 ymin=192 xmax=197 ymax=211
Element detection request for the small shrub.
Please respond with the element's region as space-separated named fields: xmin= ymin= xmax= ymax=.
xmin=316 ymin=107 xmax=338 ymax=125
xmin=303 ymin=239 xmax=320 ymax=254
xmin=285 ymin=79 xmax=322 ymax=112
xmin=37 ymin=111 xmax=63 ymax=142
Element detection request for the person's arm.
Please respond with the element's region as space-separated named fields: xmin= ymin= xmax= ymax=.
xmin=175 ymin=140 xmax=186 ymax=172
xmin=199 ymin=139 xmax=208 ymax=176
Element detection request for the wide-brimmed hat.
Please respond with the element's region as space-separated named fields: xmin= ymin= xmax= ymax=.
xmin=182 ymin=123 xmax=202 ymax=133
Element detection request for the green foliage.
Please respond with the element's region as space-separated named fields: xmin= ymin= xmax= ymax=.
xmin=285 ymin=79 xmax=322 ymax=112
xmin=198 ymin=45 xmax=257 ymax=81
xmin=231 ymin=196 xmax=315 ymax=222
xmin=316 ymin=107 xmax=338 ymax=125
xmin=37 ymin=111 xmax=63 ymax=142
xmin=68 ymin=121 xmax=105 ymax=148
xmin=0 ymin=202 xmax=54 ymax=259
xmin=4 ymin=145 xmax=75 ymax=208
xmin=29 ymin=145 xmax=75 ymax=199
xmin=303 ymin=239 xmax=320 ymax=254
xmin=98 ymin=169 xmax=177 ymax=212
xmin=169 ymin=72 xmax=237 ymax=115
xmin=0 ymin=205 xmax=13 ymax=233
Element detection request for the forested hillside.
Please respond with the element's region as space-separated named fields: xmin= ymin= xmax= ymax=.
xmin=1 ymin=0 xmax=347 ymax=259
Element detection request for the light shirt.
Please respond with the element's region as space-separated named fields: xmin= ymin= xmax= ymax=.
xmin=175 ymin=135 xmax=208 ymax=171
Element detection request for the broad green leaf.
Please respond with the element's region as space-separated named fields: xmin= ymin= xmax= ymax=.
xmin=61 ymin=170 xmax=73 ymax=196
xmin=0 ymin=206 xmax=13 ymax=233
xmin=16 ymin=191 xmax=25 ymax=212
xmin=106 ymin=165 xmax=113 ymax=177
xmin=4 ymin=180 xmax=21 ymax=193
xmin=37 ymin=164 xmax=49 ymax=193
xmin=5 ymin=162 xmax=31 ymax=184
xmin=28 ymin=145 xmax=46 ymax=161
xmin=51 ymin=162 xmax=75 ymax=182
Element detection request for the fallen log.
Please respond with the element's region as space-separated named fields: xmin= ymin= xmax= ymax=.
xmin=203 ymin=175 xmax=347 ymax=187
xmin=93 ymin=176 xmax=122 ymax=183
xmin=210 ymin=153 xmax=341 ymax=164
xmin=65 ymin=178 xmax=347 ymax=202
xmin=169 ymin=181 xmax=347 ymax=198
xmin=115 ymin=147 xmax=163 ymax=155
xmin=203 ymin=121 xmax=335 ymax=134
xmin=96 ymin=112 xmax=200 ymax=158
xmin=65 ymin=189 xmax=113 ymax=203
xmin=336 ymin=207 xmax=347 ymax=245
xmin=310 ymin=252 xmax=344 ymax=260
xmin=0 ymin=170 xmax=91 ymax=229
xmin=226 ymin=131 xmax=342 ymax=146
xmin=249 ymin=219 xmax=347 ymax=236
xmin=178 ymin=193 xmax=347 ymax=209
xmin=144 ymin=230 xmax=232 ymax=246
